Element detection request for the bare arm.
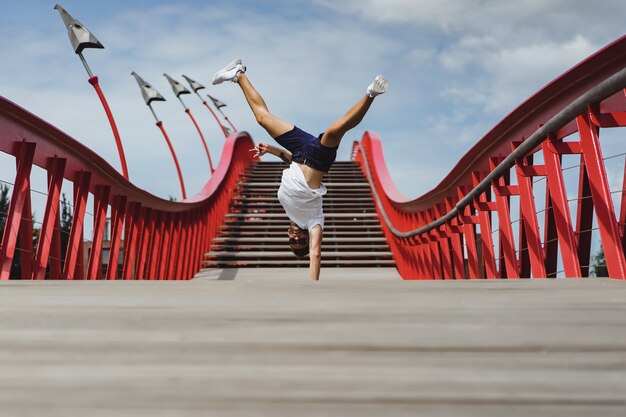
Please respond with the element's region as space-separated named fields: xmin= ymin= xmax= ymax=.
xmin=250 ymin=142 xmax=291 ymax=164
xmin=308 ymin=225 xmax=322 ymax=281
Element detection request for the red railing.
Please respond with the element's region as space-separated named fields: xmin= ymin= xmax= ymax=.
xmin=0 ymin=96 xmax=255 ymax=280
xmin=353 ymin=35 xmax=626 ymax=280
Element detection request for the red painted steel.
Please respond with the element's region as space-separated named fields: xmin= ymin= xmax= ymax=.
xmin=514 ymin=152 xmax=547 ymax=278
xmin=87 ymin=185 xmax=110 ymax=279
xmin=63 ymin=171 xmax=91 ymax=279
xmin=202 ymin=101 xmax=229 ymax=139
xmin=0 ymin=95 xmax=254 ymax=279
xmin=88 ymin=76 xmax=129 ymax=180
xmin=156 ymin=121 xmax=187 ymax=200
xmin=2 ymin=35 xmax=624 ymax=280
xmin=33 ymin=158 xmax=66 ymax=279
xmin=223 ymin=116 xmax=237 ymax=134
xmin=542 ymin=137 xmax=582 ymax=277
xmin=0 ymin=142 xmax=35 ymax=279
xmin=352 ymin=35 xmax=626 ymax=280
xmin=185 ymin=108 xmax=214 ymax=172
xmin=577 ymin=112 xmax=626 ymax=278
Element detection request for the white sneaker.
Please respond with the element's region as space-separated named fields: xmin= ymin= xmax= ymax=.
xmin=212 ymin=59 xmax=246 ymax=85
xmin=366 ymin=74 xmax=388 ymax=97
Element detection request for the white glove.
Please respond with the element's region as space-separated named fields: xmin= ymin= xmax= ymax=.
xmin=366 ymin=74 xmax=388 ymax=98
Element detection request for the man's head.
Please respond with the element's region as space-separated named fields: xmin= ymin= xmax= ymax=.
xmin=288 ymin=222 xmax=309 ymax=258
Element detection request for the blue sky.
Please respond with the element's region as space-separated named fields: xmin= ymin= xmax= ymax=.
xmin=0 ymin=0 xmax=624 ymax=202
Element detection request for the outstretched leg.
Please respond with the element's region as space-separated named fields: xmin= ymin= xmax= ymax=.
xmin=320 ymin=74 xmax=388 ymax=148
xmin=320 ymin=95 xmax=374 ymax=148
xmin=237 ymin=73 xmax=294 ymax=139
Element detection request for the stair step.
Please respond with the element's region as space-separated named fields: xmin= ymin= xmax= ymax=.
xmin=238 ymin=182 xmax=370 ymax=187
xmin=221 ymin=223 xmax=383 ymax=228
xmin=213 ymin=236 xmax=388 ymax=244
xmin=202 ymin=259 xmax=397 ymax=267
xmin=231 ymin=203 xmax=375 ymax=208
xmin=225 ymin=213 xmax=378 ymax=219
xmin=232 ymin=197 xmax=375 ymax=202
xmin=222 ymin=229 xmax=382 ymax=235
xmin=206 ymin=160 xmax=393 ymax=269
xmin=204 ymin=250 xmax=392 ymax=259
xmin=211 ymin=245 xmax=391 ymax=252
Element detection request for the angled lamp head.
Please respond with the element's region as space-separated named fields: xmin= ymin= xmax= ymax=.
xmin=182 ymin=75 xmax=205 ymax=93
xmin=163 ymin=73 xmax=190 ymax=98
xmin=54 ymin=4 xmax=104 ymax=54
xmin=207 ymin=94 xmax=227 ymax=109
xmin=131 ymin=72 xmax=166 ymax=105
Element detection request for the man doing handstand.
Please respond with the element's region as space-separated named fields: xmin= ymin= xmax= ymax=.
xmin=212 ymin=59 xmax=388 ymax=280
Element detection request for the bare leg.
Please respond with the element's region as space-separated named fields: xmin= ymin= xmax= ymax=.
xmin=320 ymin=95 xmax=374 ymax=148
xmin=237 ymin=73 xmax=293 ymax=138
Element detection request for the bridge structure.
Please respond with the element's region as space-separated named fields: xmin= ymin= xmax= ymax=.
xmin=0 ymin=35 xmax=625 ymax=281
xmin=0 ymin=23 xmax=626 ymax=416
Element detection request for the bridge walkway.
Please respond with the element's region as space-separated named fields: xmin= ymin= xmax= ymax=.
xmin=0 ymin=269 xmax=625 ymax=416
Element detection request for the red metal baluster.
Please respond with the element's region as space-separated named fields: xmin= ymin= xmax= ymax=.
xmin=86 ymin=185 xmax=110 ymax=279
xmin=435 ymin=204 xmax=453 ymax=280
xmin=170 ymin=215 xmax=183 ymax=279
xmin=188 ymin=212 xmax=201 ymax=278
xmin=458 ymin=186 xmax=480 ymax=279
xmin=490 ymin=159 xmax=519 ymax=279
xmin=415 ymin=235 xmax=429 ymax=279
xmin=148 ymin=211 xmax=164 ymax=280
xmin=542 ymin=137 xmax=582 ymax=277
xmin=160 ymin=214 xmax=173 ymax=279
xmin=575 ymin=159 xmax=594 ymax=277
xmin=543 ymin=189 xmax=559 ymax=278
xmin=63 ymin=172 xmax=91 ymax=279
xmin=473 ymin=171 xmax=497 ymax=278
xmin=515 ymin=160 xmax=548 ymax=278
xmin=417 ymin=213 xmax=430 ymax=278
xmin=425 ymin=209 xmax=442 ymax=279
xmin=577 ymin=113 xmax=626 ymax=279
xmin=122 ymin=202 xmax=141 ymax=280
xmin=135 ymin=207 xmax=152 ymax=280
xmin=18 ymin=174 xmax=34 ymax=279
xmin=619 ymin=158 xmax=626 ymax=253
xmin=33 ymin=158 xmax=66 ymax=280
xmin=106 ymin=196 xmax=126 ymax=280
xmin=1 ymin=142 xmax=36 ymax=280
xmin=178 ymin=212 xmax=190 ymax=279
xmin=446 ymin=197 xmax=465 ymax=279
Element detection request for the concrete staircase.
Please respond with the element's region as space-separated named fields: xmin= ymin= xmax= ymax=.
xmin=203 ymin=161 xmax=395 ymax=268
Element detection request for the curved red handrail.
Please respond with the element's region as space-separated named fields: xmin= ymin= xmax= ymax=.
xmin=0 ymin=95 xmax=255 ymax=279
xmin=353 ymin=34 xmax=626 ymax=280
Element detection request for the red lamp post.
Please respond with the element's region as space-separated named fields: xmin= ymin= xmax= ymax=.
xmin=208 ymin=94 xmax=238 ymax=133
xmin=54 ymin=4 xmax=129 ymax=179
xmin=163 ymin=74 xmax=214 ymax=173
xmin=182 ymin=75 xmax=230 ymax=139
xmin=131 ymin=72 xmax=187 ymax=200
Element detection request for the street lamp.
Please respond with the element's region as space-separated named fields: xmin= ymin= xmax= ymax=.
xmin=181 ymin=75 xmax=230 ymax=139
xmin=207 ymin=94 xmax=238 ymax=133
xmin=54 ymin=4 xmax=129 ymax=180
xmin=163 ymin=74 xmax=214 ymax=173
xmin=131 ymin=72 xmax=187 ymax=200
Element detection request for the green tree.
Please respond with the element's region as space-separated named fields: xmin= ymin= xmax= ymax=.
xmin=592 ymin=245 xmax=608 ymax=277
xmin=59 ymin=193 xmax=73 ymax=272
xmin=0 ymin=184 xmax=8 ymax=235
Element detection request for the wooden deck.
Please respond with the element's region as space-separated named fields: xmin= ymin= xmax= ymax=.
xmin=1 ymin=269 xmax=625 ymax=416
